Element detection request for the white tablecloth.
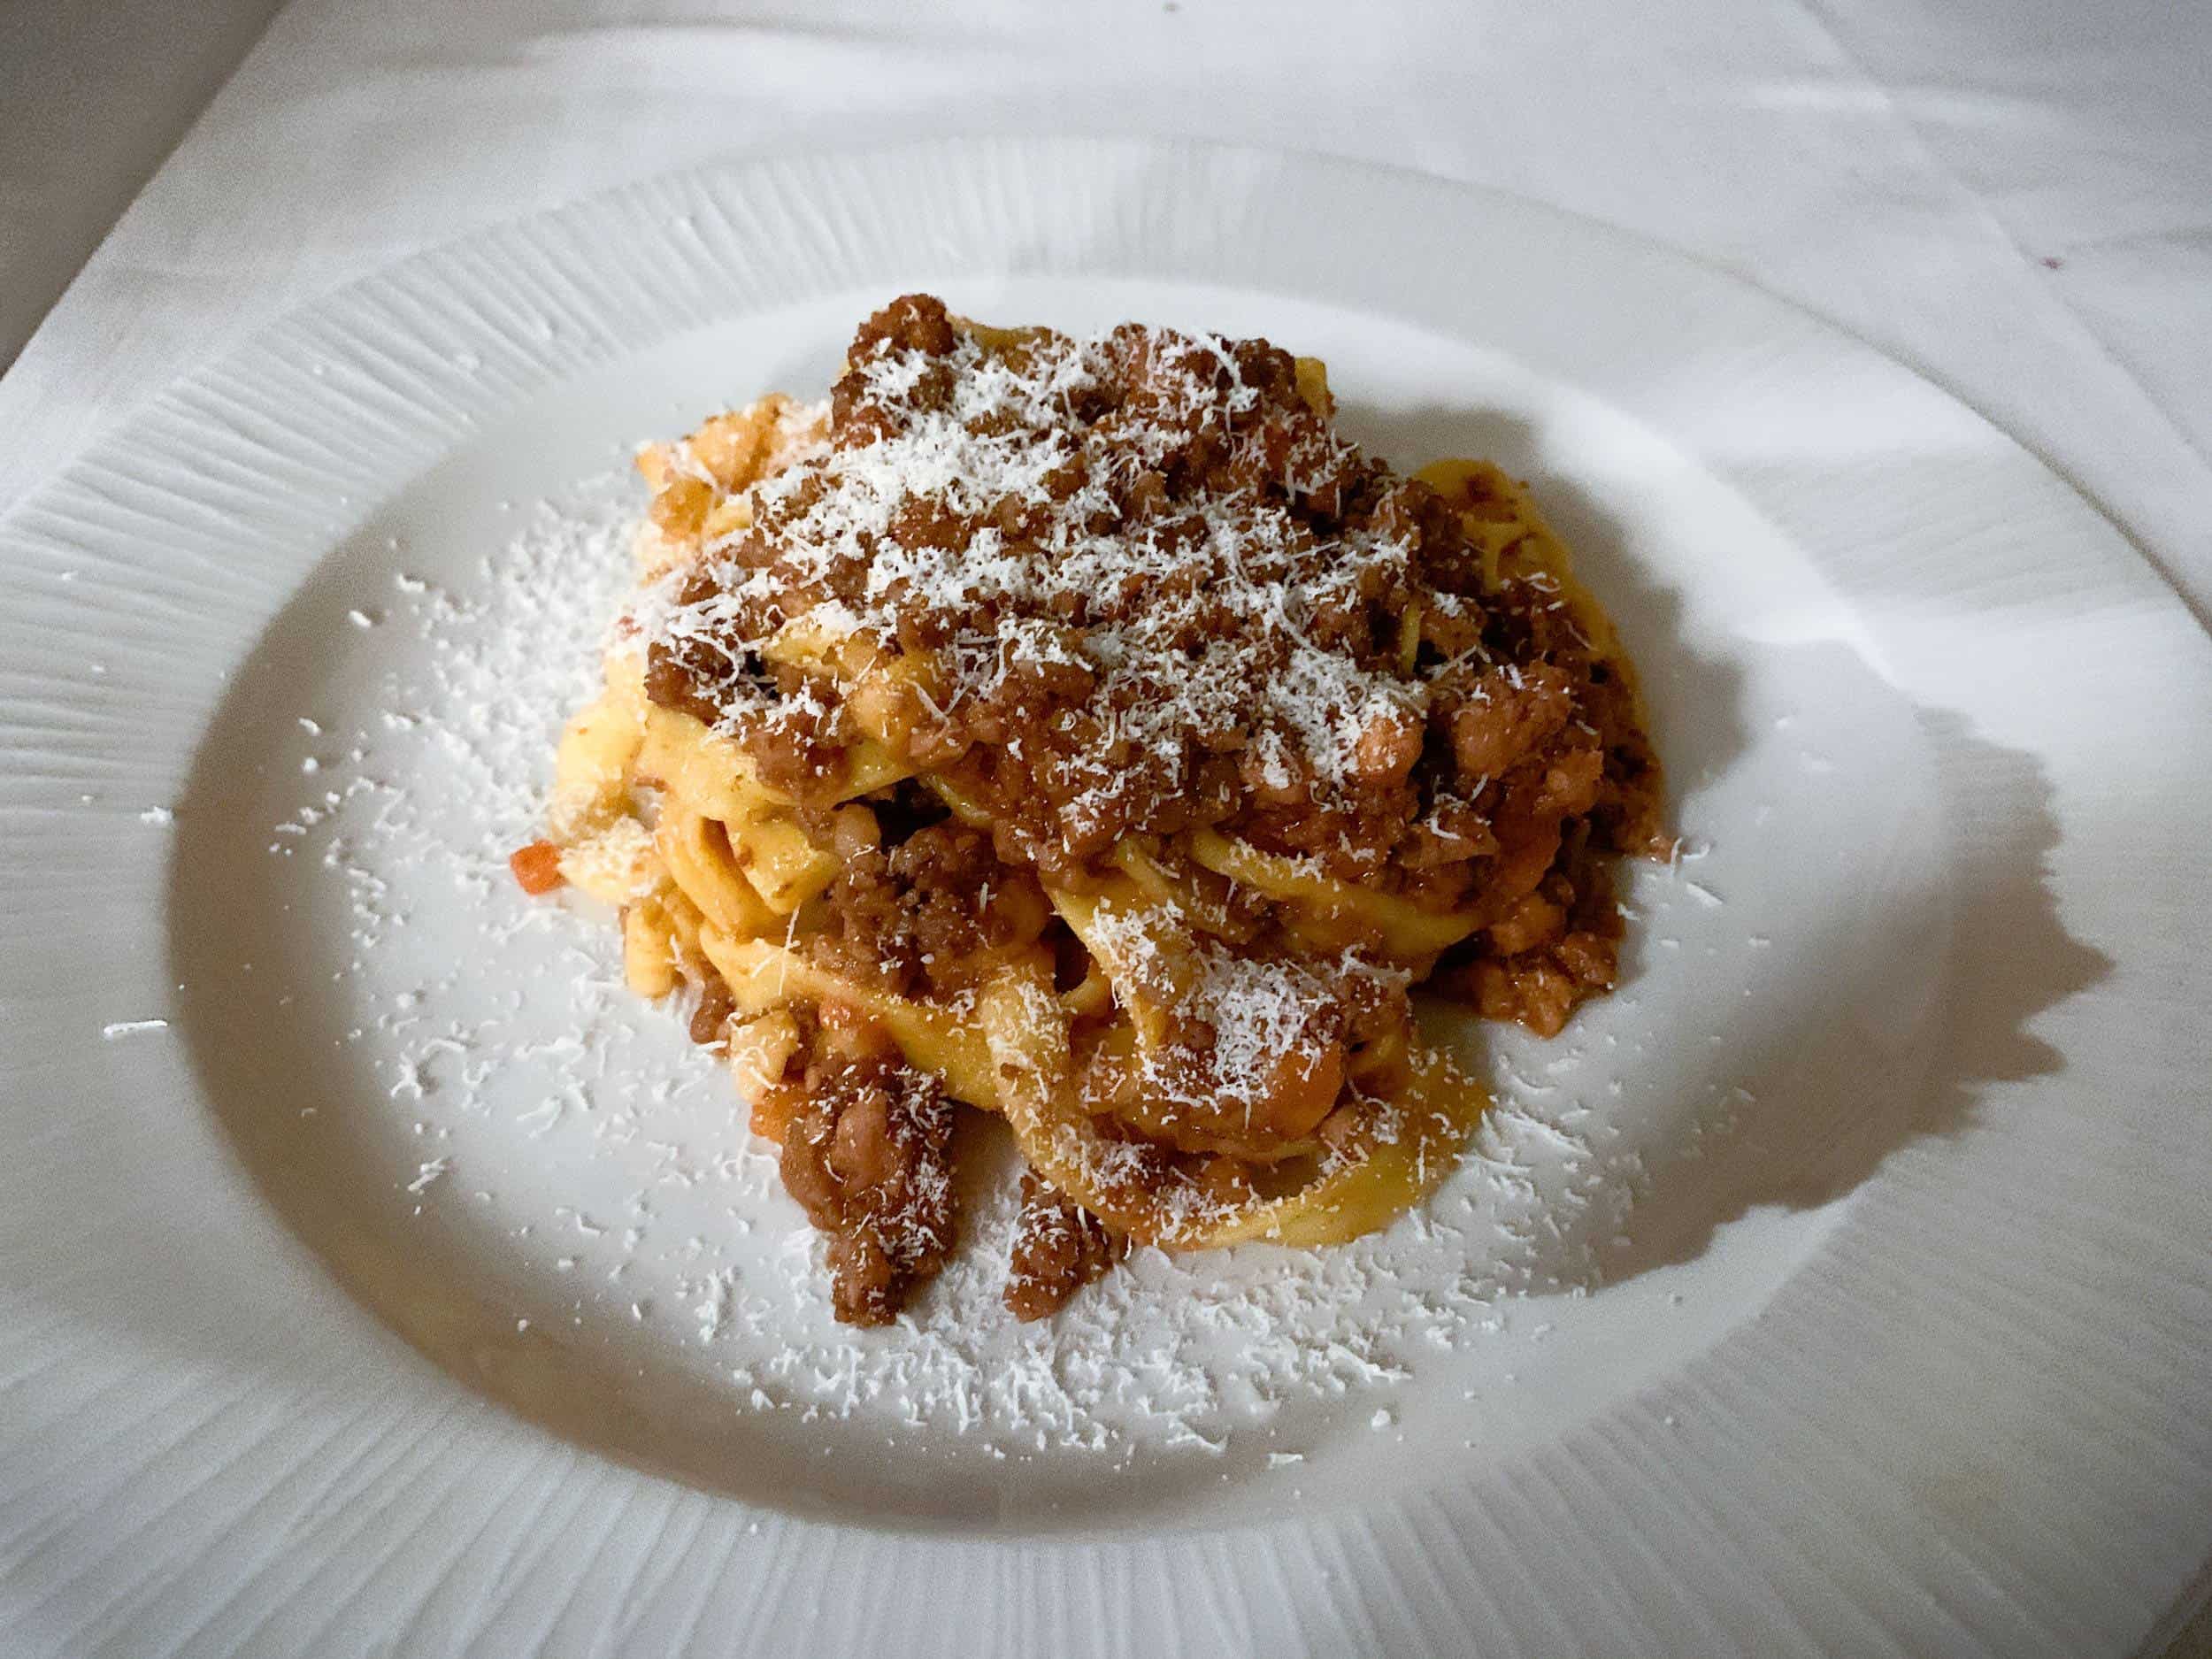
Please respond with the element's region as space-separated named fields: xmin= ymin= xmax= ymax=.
xmin=5 ymin=0 xmax=2208 ymax=628
xmin=4 ymin=0 xmax=2209 ymax=1647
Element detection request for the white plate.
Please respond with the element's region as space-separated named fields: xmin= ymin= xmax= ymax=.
xmin=4 ymin=138 xmax=2208 ymax=1657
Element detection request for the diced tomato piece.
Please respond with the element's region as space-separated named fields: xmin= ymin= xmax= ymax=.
xmin=509 ymin=840 xmax=565 ymax=895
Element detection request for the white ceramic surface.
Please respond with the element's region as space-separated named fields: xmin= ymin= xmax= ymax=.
xmin=2 ymin=139 xmax=2208 ymax=1657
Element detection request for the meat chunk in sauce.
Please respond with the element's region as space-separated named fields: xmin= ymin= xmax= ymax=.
xmin=1003 ymin=1171 xmax=1126 ymax=1320
xmin=774 ymin=1055 xmax=958 ymax=1325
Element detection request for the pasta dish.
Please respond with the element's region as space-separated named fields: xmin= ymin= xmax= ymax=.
xmin=513 ymin=296 xmax=1665 ymax=1325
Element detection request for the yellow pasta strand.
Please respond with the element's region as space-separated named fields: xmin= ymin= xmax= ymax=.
xmin=732 ymin=813 xmax=841 ymax=915
xmin=695 ymin=928 xmax=1006 ymax=1113
xmin=1045 ymin=882 xmax=1187 ymax=1053
xmin=1292 ymin=355 xmax=1333 ymax=418
xmin=656 ymin=807 xmax=779 ymax=940
xmin=621 ymin=898 xmax=681 ymax=998
xmin=978 ymin=965 xmax=1482 ymax=1248
xmin=1186 ymin=829 xmax=1479 ymax=959
xmin=1415 ymin=457 xmax=1632 ymax=671
xmin=640 ymin=703 xmax=911 ymax=818
xmin=550 ymin=666 xmax=647 ymax=838
xmin=638 ymin=706 xmax=780 ymax=826
xmin=725 ymin=1009 xmax=802 ymax=1101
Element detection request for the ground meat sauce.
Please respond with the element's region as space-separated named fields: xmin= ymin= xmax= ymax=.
xmin=803 ymin=803 xmax=1052 ymax=1002
xmin=1003 ymin=1171 xmax=1127 ymax=1321
xmin=767 ymin=1051 xmax=957 ymax=1325
xmin=686 ymin=974 xmax=735 ymax=1047
xmin=629 ymin=295 xmax=1665 ymax=1319
xmin=645 ymin=291 xmax=1658 ymax=899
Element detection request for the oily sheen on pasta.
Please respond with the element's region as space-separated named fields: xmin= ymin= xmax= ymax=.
xmin=522 ymin=295 xmax=1665 ymax=1325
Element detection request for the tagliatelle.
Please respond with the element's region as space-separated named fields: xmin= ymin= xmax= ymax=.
xmin=1185 ymin=827 xmax=1484 ymax=959
xmin=972 ymin=964 xmax=1478 ymax=1247
xmin=524 ymin=294 xmax=1666 ymax=1325
xmin=697 ymin=928 xmax=1007 ymax=1113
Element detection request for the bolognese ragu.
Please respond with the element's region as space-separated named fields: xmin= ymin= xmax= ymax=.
xmin=514 ymin=295 xmax=1666 ymax=1325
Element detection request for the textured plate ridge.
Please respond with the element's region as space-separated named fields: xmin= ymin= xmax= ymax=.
xmin=1 ymin=138 xmax=2208 ymax=1658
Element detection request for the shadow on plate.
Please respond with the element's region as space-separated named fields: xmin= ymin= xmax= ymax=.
xmin=1346 ymin=399 xmax=2111 ymax=1295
